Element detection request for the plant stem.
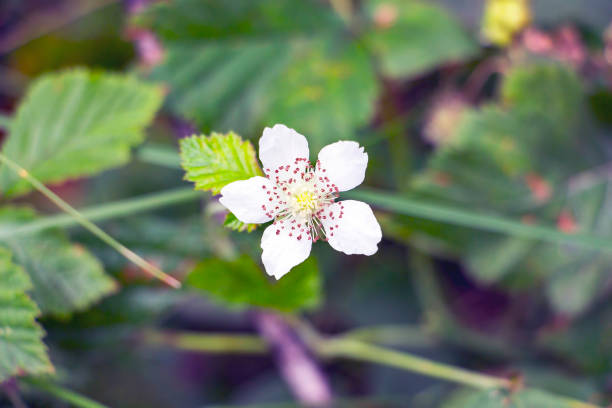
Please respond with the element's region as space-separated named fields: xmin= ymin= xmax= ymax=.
xmin=0 ymin=153 xmax=181 ymax=288
xmin=329 ymin=0 xmax=353 ymax=25
xmin=143 ymin=329 xmax=603 ymax=407
xmin=145 ymin=329 xmax=508 ymax=389
xmin=346 ymin=187 xmax=612 ymax=252
xmin=341 ymin=324 xmax=433 ymax=348
xmin=22 ymin=378 xmax=108 ymax=408
xmin=0 ymin=187 xmax=200 ymax=238
xmin=137 ymin=143 xmax=182 ymax=169
xmin=136 ymin=146 xmax=612 ymax=252
xmin=1 ymin=379 xmax=28 ymax=408
xmin=0 ymin=114 xmax=11 ymax=131
xmin=144 ymin=330 xmax=268 ymax=354
xmin=320 ymin=337 xmax=510 ymax=390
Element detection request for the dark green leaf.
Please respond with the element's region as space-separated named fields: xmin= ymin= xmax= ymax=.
xmin=186 ymin=255 xmax=320 ymax=312
xmin=0 ymin=207 xmax=117 ymax=317
xmin=0 ymin=248 xmax=53 ymax=381
xmin=363 ymin=0 xmax=478 ymax=78
xmin=265 ymin=39 xmax=379 ymax=152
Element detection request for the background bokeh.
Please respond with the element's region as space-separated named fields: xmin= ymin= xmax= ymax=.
xmin=1 ymin=0 xmax=612 ymax=407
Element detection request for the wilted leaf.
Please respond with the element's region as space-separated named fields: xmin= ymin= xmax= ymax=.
xmin=186 ymin=255 xmax=320 ymax=312
xmin=0 ymin=248 xmax=53 ymax=381
xmin=0 ymin=207 xmax=117 ymax=317
xmin=0 ymin=69 xmax=163 ymax=197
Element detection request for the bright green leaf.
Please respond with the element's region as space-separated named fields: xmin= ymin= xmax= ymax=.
xmin=364 ymin=0 xmax=478 ymax=78
xmin=0 ymin=207 xmax=117 ymax=317
xmin=180 ymin=132 xmax=263 ymax=195
xmin=223 ymin=213 xmax=257 ymax=233
xmin=0 ymin=69 xmax=163 ymax=197
xmin=0 ymin=248 xmax=53 ymax=381
xmin=186 ymin=255 xmax=320 ymax=312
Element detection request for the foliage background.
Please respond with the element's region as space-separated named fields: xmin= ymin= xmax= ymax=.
xmin=1 ymin=0 xmax=612 ymax=407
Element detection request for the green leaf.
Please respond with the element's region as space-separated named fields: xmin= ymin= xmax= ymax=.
xmin=138 ymin=0 xmax=342 ymax=136
xmin=134 ymin=0 xmax=341 ymax=42
xmin=180 ymin=132 xmax=263 ymax=195
xmin=502 ymin=63 xmax=584 ymax=129
xmin=0 ymin=207 xmax=117 ymax=317
xmin=443 ymin=388 xmax=594 ymax=408
xmin=406 ymin=62 xmax=609 ymax=314
xmin=186 ymin=255 xmax=320 ymax=312
xmin=265 ymin=39 xmax=379 ymax=152
xmin=151 ymin=40 xmax=292 ymax=136
xmin=0 ymin=69 xmax=163 ymax=197
xmin=0 ymin=248 xmax=53 ymax=381
xmin=363 ymin=0 xmax=478 ymax=78
xmin=223 ymin=213 xmax=257 ymax=233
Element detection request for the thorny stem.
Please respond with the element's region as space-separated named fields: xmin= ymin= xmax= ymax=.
xmin=0 ymin=153 xmax=181 ymax=288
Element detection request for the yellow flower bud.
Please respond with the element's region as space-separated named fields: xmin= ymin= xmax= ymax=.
xmin=481 ymin=0 xmax=531 ymax=46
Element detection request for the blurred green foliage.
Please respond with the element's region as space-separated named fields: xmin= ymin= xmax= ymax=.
xmin=1 ymin=0 xmax=612 ymax=406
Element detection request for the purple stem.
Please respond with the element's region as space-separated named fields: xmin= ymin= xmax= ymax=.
xmin=253 ymin=311 xmax=332 ymax=407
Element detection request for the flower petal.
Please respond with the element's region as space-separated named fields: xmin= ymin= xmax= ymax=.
xmin=259 ymin=124 xmax=309 ymax=173
xmin=321 ymin=200 xmax=382 ymax=256
xmin=317 ymin=141 xmax=368 ymax=192
xmin=261 ymin=223 xmax=312 ymax=279
xmin=219 ymin=176 xmax=277 ymax=224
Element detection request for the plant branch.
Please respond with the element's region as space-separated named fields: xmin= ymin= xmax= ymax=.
xmin=0 ymin=187 xmax=200 ymax=238
xmin=143 ymin=330 xmax=268 ymax=354
xmin=144 ymin=327 xmax=603 ymax=407
xmin=0 ymin=153 xmax=181 ymax=288
xmin=346 ymin=187 xmax=612 ymax=252
xmin=321 ymin=337 xmax=510 ymax=390
xmin=22 ymin=378 xmax=108 ymax=408
xmin=0 ymin=114 xmax=11 ymax=131
xmin=1 ymin=379 xmax=28 ymax=408
xmin=136 ymin=146 xmax=612 ymax=253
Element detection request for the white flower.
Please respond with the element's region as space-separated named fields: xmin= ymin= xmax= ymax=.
xmin=219 ymin=124 xmax=382 ymax=279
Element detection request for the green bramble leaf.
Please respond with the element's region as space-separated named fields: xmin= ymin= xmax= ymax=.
xmin=223 ymin=213 xmax=257 ymax=233
xmin=0 ymin=207 xmax=117 ymax=317
xmin=186 ymin=255 xmax=320 ymax=312
xmin=443 ymin=387 xmax=592 ymax=408
xmin=0 ymin=69 xmax=164 ymax=197
xmin=136 ymin=0 xmax=342 ymax=136
xmin=363 ymin=0 xmax=478 ymax=78
xmin=180 ymin=132 xmax=263 ymax=195
xmin=265 ymin=39 xmax=379 ymax=152
xmin=0 ymin=247 xmax=53 ymax=381
xmin=409 ymin=62 xmax=609 ymax=315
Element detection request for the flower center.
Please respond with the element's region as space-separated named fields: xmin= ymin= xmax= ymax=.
xmin=263 ymin=157 xmax=340 ymax=242
xmin=293 ymin=189 xmax=318 ymax=214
